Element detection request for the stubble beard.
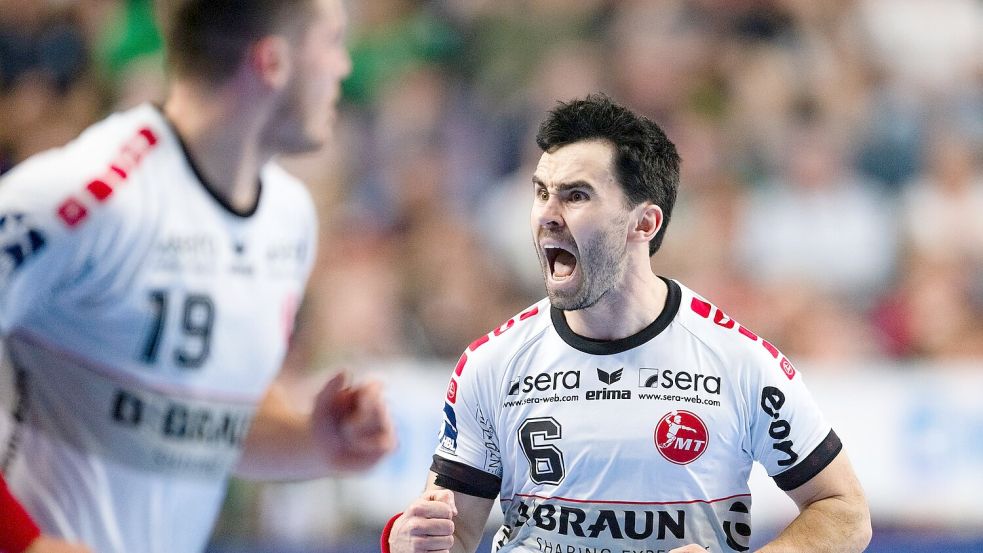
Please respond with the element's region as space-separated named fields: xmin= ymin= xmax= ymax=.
xmin=262 ymin=74 xmax=327 ymax=155
xmin=541 ymin=226 xmax=629 ymax=312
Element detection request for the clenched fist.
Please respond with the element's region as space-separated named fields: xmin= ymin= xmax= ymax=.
xmin=389 ymin=489 xmax=458 ymax=553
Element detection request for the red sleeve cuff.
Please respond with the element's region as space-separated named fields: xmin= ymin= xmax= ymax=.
xmin=0 ymin=476 xmax=41 ymax=553
xmin=380 ymin=512 xmax=403 ymax=553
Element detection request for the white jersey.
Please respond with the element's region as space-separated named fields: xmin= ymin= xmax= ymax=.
xmin=0 ymin=104 xmax=317 ymax=553
xmin=433 ymin=279 xmax=840 ymax=553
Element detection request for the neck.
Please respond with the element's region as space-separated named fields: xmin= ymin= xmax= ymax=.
xmin=563 ymin=261 xmax=667 ymax=341
xmin=163 ymin=81 xmax=272 ymax=214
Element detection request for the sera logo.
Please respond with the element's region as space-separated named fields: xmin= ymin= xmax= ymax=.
xmin=508 ymin=370 xmax=581 ymax=396
xmin=654 ymin=410 xmax=709 ymax=465
xmin=638 ymin=368 xmax=721 ymax=395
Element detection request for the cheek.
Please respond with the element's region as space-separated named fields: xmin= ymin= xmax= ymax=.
xmin=530 ymin=204 xmax=549 ymax=232
xmin=300 ymin=69 xmax=325 ymax=101
xmin=297 ymin=78 xmax=331 ymax=128
xmin=299 ymin=56 xmax=332 ymax=98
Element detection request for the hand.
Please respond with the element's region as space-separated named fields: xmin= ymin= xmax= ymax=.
xmin=310 ymin=372 xmax=397 ymax=471
xmin=668 ymin=546 xmax=709 ymax=553
xmin=390 ymin=489 xmax=458 ymax=553
xmin=25 ymin=536 xmax=93 ymax=553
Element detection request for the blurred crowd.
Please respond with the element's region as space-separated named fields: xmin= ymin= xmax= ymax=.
xmin=2 ymin=0 xmax=982 ymax=366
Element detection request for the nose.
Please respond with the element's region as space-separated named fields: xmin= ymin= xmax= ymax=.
xmin=336 ymin=47 xmax=352 ymax=79
xmin=534 ymin=195 xmax=564 ymax=230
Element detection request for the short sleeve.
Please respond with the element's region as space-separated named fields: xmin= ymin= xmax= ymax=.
xmin=746 ymin=348 xmax=841 ymax=491
xmin=431 ymin=346 xmax=503 ymax=499
xmin=0 ymin=153 xmax=96 ymax=333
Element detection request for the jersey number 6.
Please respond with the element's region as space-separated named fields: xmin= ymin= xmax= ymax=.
xmin=518 ymin=417 xmax=566 ymax=485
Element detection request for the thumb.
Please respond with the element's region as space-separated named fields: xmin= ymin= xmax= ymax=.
xmin=314 ymin=371 xmax=360 ymax=426
xmin=320 ymin=371 xmax=350 ymax=398
xmin=428 ymin=489 xmax=458 ymax=517
xmin=316 ymin=371 xmax=351 ymax=409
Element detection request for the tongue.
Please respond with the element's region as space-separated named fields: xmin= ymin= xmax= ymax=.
xmin=553 ymin=250 xmax=576 ymax=278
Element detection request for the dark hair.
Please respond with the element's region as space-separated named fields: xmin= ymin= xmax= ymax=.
xmin=159 ymin=0 xmax=315 ymax=85
xmin=535 ymin=94 xmax=680 ymax=256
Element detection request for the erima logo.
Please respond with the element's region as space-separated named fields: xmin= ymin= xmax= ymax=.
xmin=587 ymin=368 xmax=629 ymax=401
xmin=596 ymin=368 xmax=623 ymax=385
xmin=638 ymin=368 xmax=721 ymax=395
xmin=508 ymin=370 xmax=581 ymax=395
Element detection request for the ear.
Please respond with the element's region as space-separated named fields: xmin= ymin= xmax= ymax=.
xmin=629 ymin=203 xmax=663 ymax=246
xmin=249 ymin=36 xmax=292 ymax=90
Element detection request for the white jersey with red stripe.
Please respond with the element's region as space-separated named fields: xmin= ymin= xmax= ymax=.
xmin=432 ymin=278 xmax=840 ymax=552
xmin=0 ymin=104 xmax=316 ymax=553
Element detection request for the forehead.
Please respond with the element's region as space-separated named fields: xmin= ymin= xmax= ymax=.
xmin=534 ymin=140 xmax=617 ymax=189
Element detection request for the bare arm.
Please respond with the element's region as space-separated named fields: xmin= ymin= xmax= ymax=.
xmin=757 ymin=450 xmax=871 ymax=553
xmin=235 ymin=373 xmax=396 ymax=480
xmin=670 ymin=451 xmax=870 ymax=553
xmin=25 ymin=537 xmax=93 ymax=553
xmin=389 ymin=471 xmax=496 ymax=553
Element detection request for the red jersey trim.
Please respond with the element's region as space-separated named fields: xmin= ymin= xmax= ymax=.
xmin=0 ymin=474 xmax=40 ymax=553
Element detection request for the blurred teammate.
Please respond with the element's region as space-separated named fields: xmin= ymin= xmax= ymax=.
xmin=385 ymin=95 xmax=870 ymax=553
xmin=0 ymin=1 xmax=395 ymax=552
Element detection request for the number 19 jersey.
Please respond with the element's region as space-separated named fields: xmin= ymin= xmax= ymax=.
xmin=431 ymin=278 xmax=841 ymax=552
xmin=0 ymin=104 xmax=316 ymax=553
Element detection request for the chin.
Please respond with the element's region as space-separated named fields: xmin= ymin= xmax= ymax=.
xmin=548 ymin=296 xmax=593 ymax=312
xmin=546 ymin=278 xmax=608 ymax=311
xmin=546 ymin=287 xmax=585 ymax=311
xmin=307 ymin=122 xmax=334 ymax=147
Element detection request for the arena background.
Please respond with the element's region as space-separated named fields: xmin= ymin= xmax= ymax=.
xmin=1 ymin=0 xmax=981 ymax=551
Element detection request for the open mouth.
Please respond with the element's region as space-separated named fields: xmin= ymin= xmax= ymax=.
xmin=545 ymin=245 xmax=578 ymax=280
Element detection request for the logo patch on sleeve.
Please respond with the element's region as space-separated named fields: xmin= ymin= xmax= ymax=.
xmin=446 ymin=378 xmax=458 ymax=404
xmin=438 ymin=402 xmax=459 ymax=453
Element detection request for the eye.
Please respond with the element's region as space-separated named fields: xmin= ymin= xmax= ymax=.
xmin=536 ymin=188 xmax=549 ymax=201
xmin=570 ymin=190 xmax=588 ymax=202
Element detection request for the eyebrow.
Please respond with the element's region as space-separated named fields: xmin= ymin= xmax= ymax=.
xmin=532 ymin=176 xmax=598 ymax=194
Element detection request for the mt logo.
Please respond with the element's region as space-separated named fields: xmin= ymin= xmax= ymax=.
xmin=655 ymin=410 xmax=709 ymax=465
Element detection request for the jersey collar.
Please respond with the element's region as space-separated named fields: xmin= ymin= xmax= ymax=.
xmin=551 ymin=276 xmax=681 ymax=355
xmin=154 ymin=105 xmax=263 ymax=218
